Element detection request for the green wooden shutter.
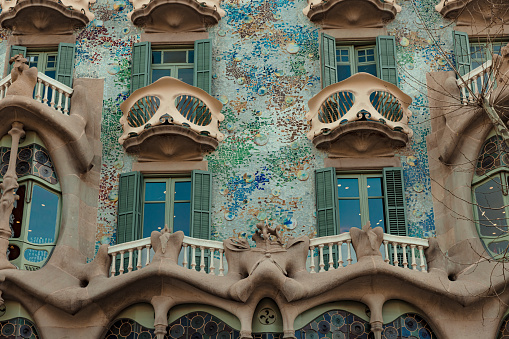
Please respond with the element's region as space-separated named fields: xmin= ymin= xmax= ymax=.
xmin=453 ymin=31 xmax=471 ymax=76
xmin=131 ymin=42 xmax=151 ymax=94
xmin=191 ymin=170 xmax=212 ymax=239
xmin=117 ymin=171 xmax=143 ymax=244
xmin=377 ymin=35 xmax=398 ymax=86
xmin=315 ymin=168 xmax=339 ymax=237
xmin=194 ymin=39 xmax=212 ymax=93
xmin=56 ymin=43 xmax=76 ymax=87
xmin=321 ymin=33 xmax=337 ymax=88
xmin=383 ymin=167 xmax=407 ymax=236
xmin=8 ymin=45 xmax=27 ymax=73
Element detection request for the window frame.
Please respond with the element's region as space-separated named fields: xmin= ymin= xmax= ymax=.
xmin=150 ymin=47 xmax=194 ymax=85
xmin=25 ymin=50 xmax=59 ymax=79
xmin=336 ymin=43 xmax=378 ymax=81
xmin=469 ymin=39 xmax=509 ymax=70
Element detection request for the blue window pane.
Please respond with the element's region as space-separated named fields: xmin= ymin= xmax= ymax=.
xmin=487 ymin=240 xmax=509 ymax=256
xmin=164 ymin=51 xmax=187 ymax=63
xmin=152 ymin=69 xmax=171 ymax=83
xmin=337 ymin=178 xmax=359 ymax=197
xmin=358 ymin=63 xmax=377 ymax=76
xmin=45 ymin=70 xmax=56 ymax=79
xmin=174 ymin=181 xmax=191 ymax=201
xmin=368 ymin=198 xmax=385 ymax=231
xmin=337 ymin=65 xmax=351 ymax=82
xmin=145 ymin=182 xmax=166 ymax=201
xmin=367 ymin=177 xmax=383 ymax=196
xmin=178 ymin=68 xmax=194 ymax=85
xmin=338 ymin=200 xmax=361 ymax=233
xmin=152 ymin=51 xmax=162 ymax=64
xmin=173 ymin=202 xmax=191 ymax=236
xmin=143 ymin=203 xmax=165 ymax=237
xmin=475 ymin=178 xmax=507 ymax=237
xmin=24 ymin=248 xmax=48 ymax=263
xmin=27 ymin=185 xmax=59 ymax=244
xmin=358 ymin=50 xmax=366 ymax=62
xmin=188 ymin=50 xmax=194 ymax=63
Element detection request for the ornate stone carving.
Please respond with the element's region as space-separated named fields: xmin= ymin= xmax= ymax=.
xmin=6 ymin=55 xmax=37 ymax=98
xmin=350 ymin=222 xmax=384 ymax=260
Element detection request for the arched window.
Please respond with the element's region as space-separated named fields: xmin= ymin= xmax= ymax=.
xmin=0 ymin=132 xmax=61 ymax=270
xmin=473 ymin=133 xmax=509 ymax=258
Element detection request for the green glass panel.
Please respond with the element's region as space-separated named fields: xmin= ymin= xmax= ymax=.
xmin=475 ymin=178 xmax=508 ymax=237
xmin=27 ymin=185 xmax=59 ymax=244
xmin=178 ymin=68 xmax=194 ymax=85
xmin=164 ymin=51 xmax=187 ymax=63
xmin=152 ymin=69 xmax=171 ymax=82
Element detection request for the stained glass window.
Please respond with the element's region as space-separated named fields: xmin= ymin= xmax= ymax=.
xmin=0 ymin=317 xmax=40 ymax=338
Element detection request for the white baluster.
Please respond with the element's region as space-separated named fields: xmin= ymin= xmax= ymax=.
xmin=418 ymin=246 xmax=426 ymax=272
xmin=57 ymin=89 xmax=63 ymax=112
xmin=471 ymin=75 xmax=479 ymax=98
xmin=183 ymin=243 xmax=188 ymax=268
xmin=218 ymin=249 xmax=224 ymax=276
xmin=119 ymin=250 xmax=125 ymax=274
xmin=468 ymin=80 xmax=475 ymax=103
xmin=410 ymin=245 xmax=417 ymax=271
xmin=461 ymin=85 xmax=467 ymax=105
xmin=309 ymin=246 xmax=316 ymax=273
xmin=1 ymin=85 xmax=4 ymax=99
xmin=63 ymin=93 xmax=70 ymax=114
xmin=337 ymin=241 xmax=343 ymax=268
xmin=35 ymin=79 xmax=42 ymax=102
xmin=392 ymin=242 xmax=399 ymax=267
xmin=191 ymin=245 xmax=196 ymax=270
xmin=402 ymin=244 xmax=408 ymax=269
xmin=111 ymin=252 xmax=117 ymax=276
xmin=318 ymin=244 xmax=325 ymax=272
xmin=145 ymin=244 xmax=151 ymax=266
xmin=137 ymin=246 xmax=143 ymax=270
xmin=328 ymin=242 xmax=334 ymax=270
xmin=43 ymin=82 xmax=49 ymax=104
xmin=383 ymin=240 xmax=390 ymax=263
xmin=50 ymin=85 xmax=56 ymax=108
xmin=209 ymin=248 xmax=216 ymax=275
xmin=346 ymin=240 xmax=352 ymax=266
xmin=200 ymin=246 xmax=206 ymax=273
xmin=127 ymin=248 xmax=134 ymax=272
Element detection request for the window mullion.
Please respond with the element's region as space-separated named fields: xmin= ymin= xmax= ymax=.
xmin=359 ymin=175 xmax=370 ymax=226
xmin=168 ymin=179 xmax=174 ymax=232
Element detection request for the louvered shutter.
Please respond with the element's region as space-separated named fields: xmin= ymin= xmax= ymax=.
xmin=8 ymin=45 xmax=27 ymax=74
xmin=377 ymin=36 xmax=398 ymax=86
xmin=117 ymin=171 xmax=143 ymax=244
xmin=56 ymin=43 xmax=76 ymax=87
xmin=321 ymin=33 xmax=338 ymax=88
xmin=383 ymin=167 xmax=407 ymax=236
xmin=131 ymin=42 xmax=151 ymax=94
xmin=194 ymin=39 xmax=212 ymax=93
xmin=315 ymin=168 xmax=339 ymax=237
xmin=453 ymin=31 xmax=471 ymax=76
xmin=191 ymin=170 xmax=212 ymax=239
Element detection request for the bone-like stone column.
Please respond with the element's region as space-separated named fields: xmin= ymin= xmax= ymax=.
xmin=0 ymin=122 xmax=25 ymax=270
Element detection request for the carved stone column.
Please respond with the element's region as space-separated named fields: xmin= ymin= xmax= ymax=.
xmin=0 ymin=122 xmax=25 ymax=270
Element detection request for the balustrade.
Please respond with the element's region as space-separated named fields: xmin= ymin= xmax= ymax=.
xmin=457 ymin=60 xmax=495 ymax=105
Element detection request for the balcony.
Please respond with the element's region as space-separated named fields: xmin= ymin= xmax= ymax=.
xmin=0 ymin=0 xmax=95 ymax=34
xmin=127 ymin=0 xmax=225 ymax=33
xmin=305 ymin=73 xmax=413 ymax=157
xmin=303 ymin=0 xmax=400 ymax=28
xmin=435 ymin=0 xmax=508 ymax=26
xmin=119 ymin=77 xmax=224 ymax=161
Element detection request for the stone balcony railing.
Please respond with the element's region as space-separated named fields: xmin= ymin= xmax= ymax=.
xmin=107 ymin=230 xmax=429 ymax=277
xmin=435 ymin=0 xmax=508 ymax=26
xmin=303 ymin=0 xmax=400 ymax=28
xmin=457 ymin=60 xmax=495 ymax=105
xmin=119 ymin=77 xmax=224 ymax=161
xmin=0 ymin=72 xmax=73 ymax=115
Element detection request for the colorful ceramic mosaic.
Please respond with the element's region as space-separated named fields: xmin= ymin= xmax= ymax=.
xmin=0 ymin=317 xmax=39 ymax=338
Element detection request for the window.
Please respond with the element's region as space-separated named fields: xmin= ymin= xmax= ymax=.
xmin=8 ymin=43 xmax=76 ymax=87
xmin=473 ymin=132 xmax=509 ymax=258
xmin=320 ymin=33 xmax=398 ymax=88
xmin=117 ymin=170 xmax=212 ymax=244
xmin=0 ymin=132 xmax=61 ymax=271
xmin=130 ymin=39 xmax=212 ymax=94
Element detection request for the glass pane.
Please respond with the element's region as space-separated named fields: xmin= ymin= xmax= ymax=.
xmin=369 ymin=198 xmax=385 ymax=231
xmin=337 ymin=65 xmax=351 ymax=82
xmin=188 ymin=50 xmax=194 ymax=63
xmin=174 ymin=181 xmax=191 ymax=201
xmin=27 ymin=55 xmax=38 ymax=68
xmin=145 ymin=182 xmax=166 ymax=201
xmin=163 ymin=51 xmax=187 ymax=63
xmin=367 ymin=177 xmax=383 ymax=196
xmin=45 ymin=70 xmax=56 ymax=79
xmin=178 ymin=68 xmax=194 ymax=85
xmin=336 ymin=48 xmax=350 ymax=62
xmin=11 ymin=185 xmax=25 ymax=238
xmin=358 ymin=50 xmax=366 ymax=62
xmin=358 ymin=63 xmax=377 ymax=76
xmin=475 ymin=178 xmax=508 ymax=237
xmin=338 ymin=200 xmax=362 ymax=233
xmin=27 ymin=185 xmax=59 ymax=244
xmin=152 ymin=69 xmax=171 ymax=83
xmin=24 ymin=248 xmax=48 ymax=263
xmin=337 ymin=178 xmax=359 ymax=197
xmin=143 ymin=203 xmax=165 ymax=238
xmin=487 ymin=240 xmax=509 ymax=256
xmin=173 ymin=202 xmax=191 ymax=236
xmin=152 ymin=51 xmax=162 ymax=64
xmin=366 ymin=49 xmax=375 ymax=62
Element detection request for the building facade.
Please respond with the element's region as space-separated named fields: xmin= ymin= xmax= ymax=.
xmin=0 ymin=0 xmax=507 ymax=337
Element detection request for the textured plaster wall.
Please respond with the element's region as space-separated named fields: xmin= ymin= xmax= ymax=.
xmin=0 ymin=0 xmax=459 ymax=256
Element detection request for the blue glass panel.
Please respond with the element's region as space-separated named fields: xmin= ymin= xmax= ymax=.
xmin=338 ymin=200 xmax=361 ymax=233
xmin=174 ymin=181 xmax=191 ymax=201
xmin=337 ymin=65 xmax=351 ymax=82
xmin=368 ymin=198 xmax=385 ymax=231
xmin=152 ymin=51 xmax=162 ymax=64
xmin=358 ymin=50 xmax=366 ymax=62
xmin=164 ymin=51 xmax=187 ymax=63
xmin=27 ymin=185 xmax=59 ymax=244
xmin=173 ymin=202 xmax=191 ymax=236
xmin=475 ymin=178 xmax=508 ymax=237
xmin=24 ymin=248 xmax=48 ymax=263
xmin=143 ymin=203 xmax=165 ymax=237
xmin=188 ymin=50 xmax=194 ymax=63
xmin=152 ymin=69 xmax=171 ymax=82
xmin=358 ymin=63 xmax=377 ymax=76
xmin=45 ymin=70 xmax=56 ymax=79
xmin=145 ymin=182 xmax=166 ymax=201
xmin=367 ymin=177 xmax=383 ymax=196
xmin=337 ymin=178 xmax=359 ymax=197
xmin=178 ymin=68 xmax=194 ymax=85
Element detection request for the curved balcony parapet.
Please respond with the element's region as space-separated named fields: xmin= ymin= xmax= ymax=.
xmin=0 ymin=0 xmax=94 ymax=34
xmin=127 ymin=0 xmax=225 ymax=32
xmin=303 ymin=0 xmax=400 ymax=28
xmin=435 ymin=0 xmax=508 ymax=25
xmin=306 ymin=73 xmax=413 ymax=140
